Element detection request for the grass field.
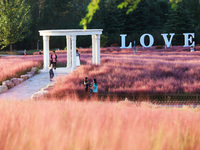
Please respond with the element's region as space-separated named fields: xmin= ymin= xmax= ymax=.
xmin=0 ymin=56 xmax=42 ymax=84
xmin=0 ymin=100 xmax=199 ymax=150
xmin=48 ymin=46 xmax=200 ymax=100
xmin=1 ymin=46 xmax=200 ymax=150
xmin=0 ymin=53 xmax=68 ymax=84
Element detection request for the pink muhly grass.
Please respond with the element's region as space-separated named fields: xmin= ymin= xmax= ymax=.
xmin=0 ymin=100 xmax=199 ymax=150
xmin=49 ymin=47 xmax=200 ymax=99
xmin=0 ymin=56 xmax=42 ymax=84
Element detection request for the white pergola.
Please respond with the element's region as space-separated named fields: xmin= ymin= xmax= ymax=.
xmin=39 ymin=29 xmax=103 ymax=72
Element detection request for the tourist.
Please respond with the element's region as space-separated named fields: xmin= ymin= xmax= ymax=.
xmin=24 ymin=50 xmax=26 ymax=56
xmin=93 ymin=79 xmax=98 ymax=93
xmin=76 ymin=49 xmax=80 ymax=66
xmin=39 ymin=50 xmax=42 ymax=55
xmin=84 ymin=77 xmax=89 ymax=92
xmin=49 ymin=64 xmax=54 ymax=81
xmin=50 ymin=51 xmax=57 ymax=70
xmin=190 ymin=46 xmax=194 ymax=52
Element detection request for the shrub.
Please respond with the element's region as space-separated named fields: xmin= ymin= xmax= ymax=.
xmin=155 ymin=45 xmax=163 ymax=49
xmin=110 ymin=43 xmax=119 ymax=47
xmin=100 ymin=35 xmax=108 ymax=47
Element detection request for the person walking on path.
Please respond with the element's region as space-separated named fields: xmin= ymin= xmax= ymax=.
xmin=49 ymin=64 xmax=54 ymax=81
xmin=50 ymin=51 xmax=57 ymax=70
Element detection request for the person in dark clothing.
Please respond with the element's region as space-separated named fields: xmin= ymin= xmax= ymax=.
xmin=49 ymin=65 xmax=54 ymax=81
xmin=84 ymin=77 xmax=89 ymax=92
xmin=39 ymin=50 xmax=42 ymax=55
xmin=50 ymin=51 xmax=57 ymax=70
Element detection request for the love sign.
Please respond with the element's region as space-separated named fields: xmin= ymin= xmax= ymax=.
xmin=120 ymin=33 xmax=195 ymax=48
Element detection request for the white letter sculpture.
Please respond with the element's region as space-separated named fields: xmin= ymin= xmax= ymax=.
xmin=161 ymin=33 xmax=175 ymax=47
xmin=120 ymin=34 xmax=132 ymax=48
xmin=140 ymin=34 xmax=154 ymax=48
xmin=183 ymin=33 xmax=195 ymax=47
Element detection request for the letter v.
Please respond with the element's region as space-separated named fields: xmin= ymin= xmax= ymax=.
xmin=161 ymin=33 xmax=175 ymax=48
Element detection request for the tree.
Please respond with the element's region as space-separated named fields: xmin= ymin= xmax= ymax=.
xmin=104 ymin=0 xmax=126 ymax=34
xmin=80 ymin=0 xmax=184 ymax=29
xmin=0 ymin=0 xmax=32 ymax=51
xmin=165 ymin=2 xmax=195 ymax=44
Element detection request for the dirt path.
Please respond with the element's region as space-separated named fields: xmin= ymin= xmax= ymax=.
xmin=0 ymin=70 xmax=67 ymax=100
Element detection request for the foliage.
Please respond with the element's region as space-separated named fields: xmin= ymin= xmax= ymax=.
xmin=79 ymin=0 xmax=100 ymax=29
xmin=165 ymin=2 xmax=195 ymax=44
xmin=118 ymin=0 xmax=142 ymax=14
xmin=100 ymin=35 xmax=108 ymax=47
xmin=2 ymin=0 xmax=200 ymax=49
xmin=169 ymin=0 xmax=182 ymax=9
xmin=155 ymin=45 xmax=163 ymax=49
xmin=0 ymin=0 xmax=32 ymax=51
xmin=80 ymin=0 xmax=183 ymax=29
xmin=103 ymin=0 xmax=126 ymax=34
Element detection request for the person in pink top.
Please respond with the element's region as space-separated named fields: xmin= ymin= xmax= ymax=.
xmin=24 ymin=50 xmax=26 ymax=56
xmin=50 ymin=51 xmax=57 ymax=70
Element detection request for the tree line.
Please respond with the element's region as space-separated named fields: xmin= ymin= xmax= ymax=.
xmin=0 ymin=0 xmax=200 ymax=50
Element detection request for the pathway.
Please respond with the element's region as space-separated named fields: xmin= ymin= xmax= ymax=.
xmin=0 ymin=68 xmax=71 ymax=100
xmin=0 ymin=54 xmax=21 ymax=57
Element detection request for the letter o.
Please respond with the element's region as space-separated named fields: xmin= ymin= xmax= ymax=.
xmin=140 ymin=34 xmax=154 ymax=48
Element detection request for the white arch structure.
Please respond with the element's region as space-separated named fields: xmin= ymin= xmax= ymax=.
xmin=39 ymin=29 xmax=103 ymax=72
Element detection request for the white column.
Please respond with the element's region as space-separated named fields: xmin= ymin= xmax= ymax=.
xmin=95 ymin=34 xmax=101 ymax=64
xmin=92 ymin=35 xmax=96 ymax=64
xmin=43 ymin=36 xmax=50 ymax=71
xmin=66 ymin=35 xmax=72 ymax=68
xmin=71 ymin=35 xmax=77 ymax=70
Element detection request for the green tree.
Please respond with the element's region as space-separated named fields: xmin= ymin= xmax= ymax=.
xmin=0 ymin=0 xmax=32 ymax=51
xmin=165 ymin=2 xmax=195 ymax=44
xmin=80 ymin=0 xmax=183 ymax=29
xmin=104 ymin=0 xmax=126 ymax=33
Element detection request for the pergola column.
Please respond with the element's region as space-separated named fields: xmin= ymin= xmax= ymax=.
xmin=66 ymin=35 xmax=72 ymax=68
xmin=71 ymin=35 xmax=77 ymax=70
xmin=92 ymin=35 xmax=96 ymax=64
xmin=43 ymin=36 xmax=50 ymax=71
xmin=94 ymin=34 xmax=101 ymax=64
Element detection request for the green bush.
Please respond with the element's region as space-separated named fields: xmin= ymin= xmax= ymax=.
xmin=100 ymin=35 xmax=108 ymax=47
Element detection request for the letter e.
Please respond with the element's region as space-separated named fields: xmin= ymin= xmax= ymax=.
xmin=183 ymin=33 xmax=195 ymax=47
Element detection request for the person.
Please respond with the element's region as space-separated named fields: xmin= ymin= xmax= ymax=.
xmin=84 ymin=77 xmax=89 ymax=92
xmin=49 ymin=65 xmax=54 ymax=81
xmin=50 ymin=51 xmax=57 ymax=70
xmin=190 ymin=46 xmax=195 ymax=52
xmin=93 ymin=79 xmax=98 ymax=93
xmin=76 ymin=49 xmax=80 ymax=57
xmin=24 ymin=50 xmax=26 ymax=56
xmin=39 ymin=50 xmax=42 ymax=55
xmin=76 ymin=49 xmax=80 ymax=66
